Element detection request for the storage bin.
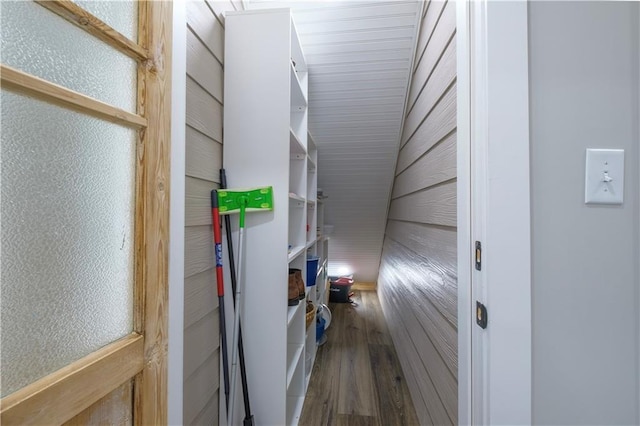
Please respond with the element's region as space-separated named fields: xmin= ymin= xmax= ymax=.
xmin=329 ymin=277 xmax=354 ymax=303
xmin=306 ymin=255 xmax=319 ymax=286
xmin=316 ymin=317 xmax=326 ymax=343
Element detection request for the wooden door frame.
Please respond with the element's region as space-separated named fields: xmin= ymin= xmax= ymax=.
xmin=0 ymin=2 xmax=171 ymax=424
xmin=457 ymin=1 xmax=532 ymax=424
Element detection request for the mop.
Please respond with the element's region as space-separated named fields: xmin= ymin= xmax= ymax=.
xmin=216 ymin=186 xmax=274 ymax=426
xmin=220 ymin=169 xmax=255 ymax=426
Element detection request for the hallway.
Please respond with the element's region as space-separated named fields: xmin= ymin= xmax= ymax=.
xmin=300 ymin=290 xmax=418 ymax=425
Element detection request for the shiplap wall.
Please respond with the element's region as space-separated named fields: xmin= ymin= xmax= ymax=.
xmin=183 ymin=1 xmax=241 ymax=424
xmin=378 ymin=1 xmax=457 ymax=424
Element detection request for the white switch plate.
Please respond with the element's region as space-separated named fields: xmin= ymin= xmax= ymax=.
xmin=585 ymin=148 xmax=624 ymax=204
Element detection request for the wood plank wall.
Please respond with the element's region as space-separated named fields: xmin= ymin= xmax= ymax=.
xmin=377 ymin=1 xmax=458 ymax=424
xmin=183 ymin=1 xmax=240 ymax=424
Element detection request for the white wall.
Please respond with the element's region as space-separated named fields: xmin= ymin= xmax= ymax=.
xmin=182 ymin=1 xmax=240 ymax=424
xmin=528 ymin=2 xmax=640 ymax=424
xmin=378 ymin=1 xmax=458 ymax=424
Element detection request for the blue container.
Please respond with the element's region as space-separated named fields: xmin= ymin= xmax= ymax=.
xmin=306 ymin=256 xmax=319 ymax=286
xmin=316 ymin=317 xmax=326 ymax=343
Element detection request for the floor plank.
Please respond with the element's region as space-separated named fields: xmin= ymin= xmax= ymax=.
xmin=361 ymin=291 xmax=393 ymax=346
xmin=337 ymin=292 xmax=378 ymax=417
xmin=300 ymin=290 xmax=418 ymax=425
xmin=369 ymin=344 xmax=420 ymax=426
xmin=299 ymin=324 xmax=341 ymax=424
xmin=336 ymin=414 xmax=378 ymax=426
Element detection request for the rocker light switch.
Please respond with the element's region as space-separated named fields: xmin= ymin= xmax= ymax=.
xmin=585 ymin=149 xmax=624 ymax=204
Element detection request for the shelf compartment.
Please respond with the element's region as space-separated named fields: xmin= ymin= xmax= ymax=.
xmin=305 ymin=323 xmax=317 ymax=387
xmin=289 ymin=193 xmax=306 ymax=204
xmin=286 ymin=343 xmax=304 ymax=390
xmin=289 ymin=152 xmax=306 ymax=197
xmin=307 ymin=132 xmax=317 ymax=162
xmin=290 ymin=62 xmax=307 ymax=110
xmin=288 ymin=245 xmax=305 ymax=262
xmin=289 ymin=199 xmax=305 ymax=250
xmin=286 ymin=396 xmax=305 ymax=426
xmin=289 ymin=129 xmax=305 ymax=155
xmin=290 ymin=18 xmax=307 ymax=72
xmin=287 ymin=300 xmax=303 ymax=327
xmin=307 ymin=156 xmax=316 ymax=172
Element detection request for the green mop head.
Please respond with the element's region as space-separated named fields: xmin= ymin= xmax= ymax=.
xmin=217 ymin=186 xmax=274 ymax=215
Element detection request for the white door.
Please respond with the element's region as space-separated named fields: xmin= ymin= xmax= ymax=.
xmin=457 ymin=1 xmax=532 ymax=424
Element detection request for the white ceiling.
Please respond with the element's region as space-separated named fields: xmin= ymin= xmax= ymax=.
xmin=247 ymin=1 xmax=423 ymax=282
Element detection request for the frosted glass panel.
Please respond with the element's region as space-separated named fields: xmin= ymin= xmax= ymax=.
xmin=0 ymin=0 xmax=137 ymax=112
xmin=72 ymin=1 xmax=138 ymax=41
xmin=0 ymin=90 xmax=135 ymax=397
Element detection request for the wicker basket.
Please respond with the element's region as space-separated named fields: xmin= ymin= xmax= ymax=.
xmin=305 ymin=301 xmax=315 ymax=329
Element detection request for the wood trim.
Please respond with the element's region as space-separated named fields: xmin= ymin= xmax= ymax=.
xmin=133 ymin=1 xmax=172 ymax=424
xmin=34 ymin=0 xmax=149 ymax=62
xmin=0 ymin=64 xmax=147 ymax=129
xmin=0 ymin=334 xmax=144 ymax=426
xmin=133 ymin=0 xmax=149 ymax=342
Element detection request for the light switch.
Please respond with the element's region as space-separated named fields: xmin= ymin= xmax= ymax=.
xmin=585 ymin=149 xmax=624 ymax=204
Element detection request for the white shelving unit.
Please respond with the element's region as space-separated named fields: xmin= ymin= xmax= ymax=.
xmin=224 ymin=9 xmax=321 ymax=425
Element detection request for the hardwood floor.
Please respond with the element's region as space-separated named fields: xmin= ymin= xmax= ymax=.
xmin=300 ymin=290 xmax=419 ymax=425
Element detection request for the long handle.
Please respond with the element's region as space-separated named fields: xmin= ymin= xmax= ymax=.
xmin=211 ymin=190 xmax=230 ymax=410
xmin=220 ymin=169 xmax=254 ymax=425
xmin=228 ymin=223 xmax=245 ymax=426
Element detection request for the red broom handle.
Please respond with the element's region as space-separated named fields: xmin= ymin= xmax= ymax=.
xmin=211 ymin=190 xmax=224 ymax=296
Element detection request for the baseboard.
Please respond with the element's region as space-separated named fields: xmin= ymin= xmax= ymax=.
xmin=352 ymin=282 xmax=377 ymax=291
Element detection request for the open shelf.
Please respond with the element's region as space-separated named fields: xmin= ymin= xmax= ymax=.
xmin=305 ymin=323 xmax=316 ymax=386
xmin=286 ymin=396 xmax=305 ymax=426
xmin=289 ymin=193 xmax=306 ymax=203
xmin=288 ymin=245 xmax=305 ymax=262
xmin=287 ymin=300 xmax=303 ymax=327
xmin=286 ymin=343 xmax=304 ymax=390
xmin=289 ymin=129 xmax=305 ymax=155
xmin=290 ymin=18 xmax=306 ymax=72
xmin=307 ymin=156 xmax=316 ymax=172
xmin=290 ymin=62 xmax=307 ymax=110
